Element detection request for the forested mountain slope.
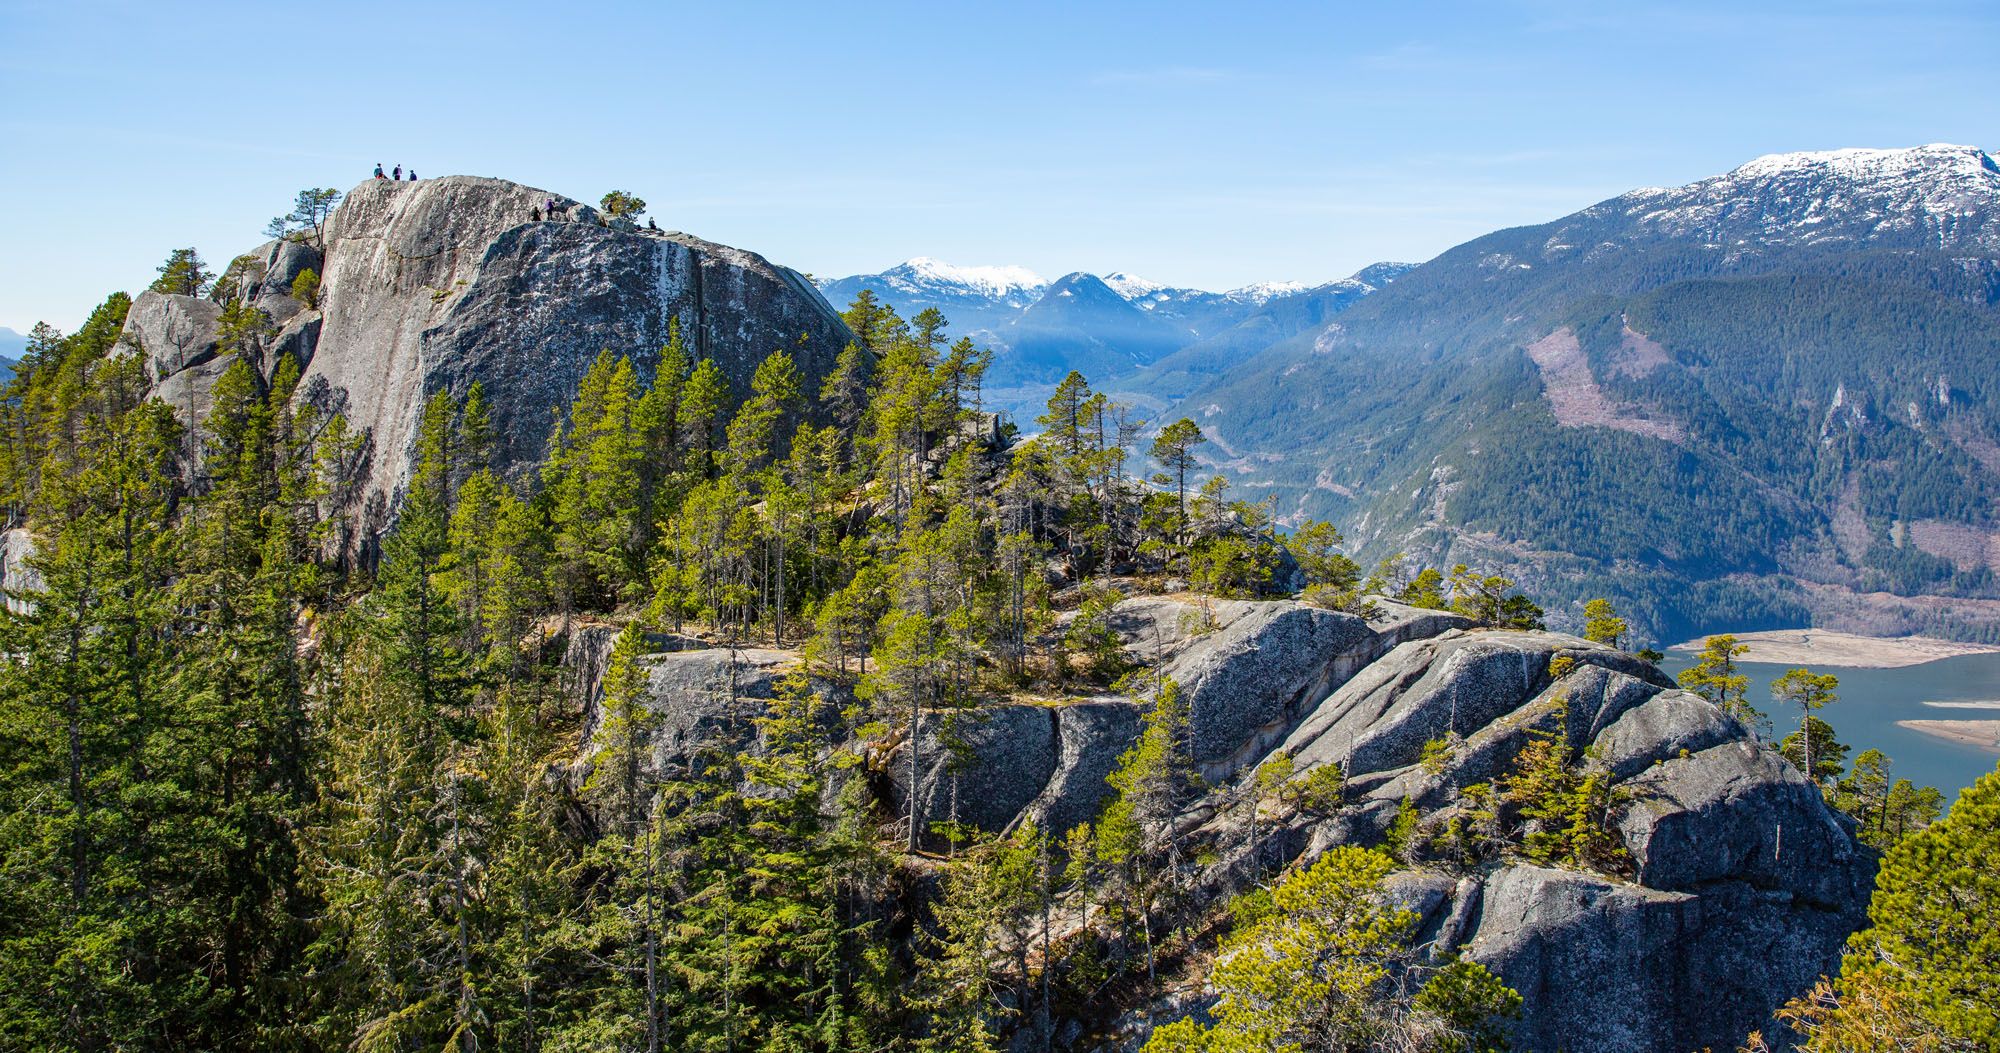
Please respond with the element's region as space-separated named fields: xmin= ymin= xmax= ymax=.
xmin=1177 ymin=144 xmax=2000 ymax=643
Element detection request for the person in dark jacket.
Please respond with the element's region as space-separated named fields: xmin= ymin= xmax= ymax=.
xmin=374 ymin=164 xmax=386 ymax=178
xmin=408 ymin=169 xmax=417 ymax=181
xmin=393 ymin=164 xmax=402 ymax=179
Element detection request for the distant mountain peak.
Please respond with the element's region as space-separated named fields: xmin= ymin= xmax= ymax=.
xmin=1102 ymin=272 xmax=1167 ymax=299
xmin=1601 ymin=142 xmax=2000 ymax=252
xmin=1726 ymin=142 xmax=1995 ymax=182
xmin=1224 ymin=279 xmax=1312 ymax=305
xmin=887 ymin=257 xmax=1047 ymax=298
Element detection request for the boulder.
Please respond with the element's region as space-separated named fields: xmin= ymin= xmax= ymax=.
xmin=1031 ymin=698 xmax=1144 ymax=835
xmin=1109 ymin=597 xmax=1474 ymax=781
xmin=1444 ymin=858 xmax=1865 ymax=1053
xmin=572 ymin=640 xmax=794 ymax=776
xmin=1171 ymin=624 xmax=1867 ymax=1053
xmin=120 ymin=290 xmax=222 ymax=378
xmin=890 ymin=705 xmax=1061 ymax=838
xmin=1280 ymin=629 xmax=1668 ymax=779
xmin=304 ymin=175 xmax=852 ymax=530
xmin=153 ymin=352 xmax=241 ymax=429
xmin=1616 ymin=738 xmax=1870 ymax=905
xmin=884 ymin=696 xmax=1147 ymax=843
xmin=218 ymin=238 xmax=323 ymax=326
xmin=1458 ymin=866 xmax=1700 ymax=1053
xmin=639 ymin=646 xmax=793 ymax=767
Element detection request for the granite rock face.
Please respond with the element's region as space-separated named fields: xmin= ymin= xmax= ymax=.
xmin=1229 ymin=629 xmax=1872 ymax=1053
xmin=1 ymin=527 xmax=38 ymax=615
xmin=1107 ymin=597 xmax=1474 ymax=781
xmin=305 ymin=176 xmax=851 ymax=531
xmin=131 ymin=175 xmax=852 ymax=538
xmin=120 ymin=291 xmax=222 ymax=378
xmin=571 ymin=605 xmax=1870 ymax=1052
xmin=887 ymin=698 xmax=1146 ymax=843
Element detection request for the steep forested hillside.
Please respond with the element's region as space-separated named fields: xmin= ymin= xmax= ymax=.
xmin=1176 ymin=145 xmax=2000 ymax=643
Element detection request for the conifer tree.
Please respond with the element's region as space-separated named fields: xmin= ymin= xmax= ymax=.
xmin=0 ymin=351 xmax=184 ymax=1048
xmin=1677 ymin=634 xmax=1765 ymax=732
xmin=306 ymin=391 xmax=482 ymax=1050
xmin=1780 ymin=762 xmax=2000 ymax=1049
xmin=1581 ymin=598 xmax=1628 ymax=648
xmin=151 ymin=247 xmax=213 ymax=297
xmin=1771 ymin=668 xmax=1838 ymax=787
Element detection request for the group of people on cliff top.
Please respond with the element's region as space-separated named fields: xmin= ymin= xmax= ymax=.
xmin=530 ymin=198 xmax=660 ymax=232
xmin=372 ymin=164 xmax=418 ymax=181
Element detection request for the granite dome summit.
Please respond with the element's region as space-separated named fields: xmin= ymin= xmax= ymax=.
xmin=119 ymin=174 xmax=852 ymax=538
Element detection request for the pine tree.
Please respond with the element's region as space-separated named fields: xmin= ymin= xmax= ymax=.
xmin=1771 ymin=668 xmax=1838 ymax=788
xmin=305 ymin=391 xmax=482 ymax=1050
xmin=151 ymin=247 xmax=214 ymax=297
xmin=1676 ymin=635 xmax=1765 ymax=732
xmin=1581 ymin=598 xmax=1628 ymax=649
xmin=1780 ymin=762 xmax=2000 ymax=1049
xmin=677 ymin=358 xmax=731 ymax=479
xmin=1142 ymin=847 xmax=1521 ymax=1052
xmin=0 ymin=351 xmax=184 ymax=1048
xmin=1149 ymin=417 xmax=1206 ymax=535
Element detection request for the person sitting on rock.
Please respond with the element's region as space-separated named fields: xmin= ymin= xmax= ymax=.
xmin=393 ymin=164 xmax=402 ymax=180
xmin=408 ymin=169 xmax=417 ymax=181
xmin=532 ymin=206 xmax=542 ymax=222
xmin=647 ymin=217 xmax=658 ymax=231
xmin=374 ymin=163 xmax=386 ymax=179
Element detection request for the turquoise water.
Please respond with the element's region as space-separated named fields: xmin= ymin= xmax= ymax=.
xmin=1657 ymin=650 xmax=2000 ymax=804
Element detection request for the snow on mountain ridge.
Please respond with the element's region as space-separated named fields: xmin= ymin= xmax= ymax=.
xmin=1102 ymin=272 xmax=1168 ymax=299
xmin=888 ymin=257 xmax=1047 ymax=299
xmin=1224 ymin=279 xmax=1312 ymax=304
xmin=1727 ymin=143 xmax=1995 ymax=182
xmin=1597 ymin=142 xmax=2000 ymax=252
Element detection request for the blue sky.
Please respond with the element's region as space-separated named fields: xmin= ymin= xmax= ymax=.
xmin=3 ymin=0 xmax=1998 ymax=332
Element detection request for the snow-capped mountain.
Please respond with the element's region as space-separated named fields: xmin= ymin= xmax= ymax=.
xmin=816 ymin=258 xmax=1408 ymax=402
xmin=1592 ymin=143 xmax=2000 ymax=252
xmin=1223 ymin=280 xmax=1312 ymax=305
xmin=873 ymin=257 xmax=1048 ymax=304
xmin=1166 ymin=143 xmax=2000 ymax=644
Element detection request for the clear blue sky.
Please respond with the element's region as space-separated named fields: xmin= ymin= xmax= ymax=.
xmin=3 ymin=0 xmax=1998 ymax=333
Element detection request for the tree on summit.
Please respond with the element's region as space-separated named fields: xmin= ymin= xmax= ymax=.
xmin=1581 ymin=598 xmax=1628 ymax=649
xmin=1772 ymin=668 xmax=1838 ymax=788
xmin=265 ymin=188 xmax=343 ymax=246
xmin=599 ymin=190 xmax=648 ymax=219
xmin=150 ymin=247 xmax=213 ymax=297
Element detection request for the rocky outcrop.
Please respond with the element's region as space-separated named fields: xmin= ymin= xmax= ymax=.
xmin=1280 ymin=629 xmax=1669 ymax=783
xmin=889 ymin=698 xmax=1146 ymax=842
xmin=1216 ymin=628 xmax=1874 ymax=1053
xmin=1109 ymin=597 xmax=1474 ymax=781
xmin=129 ymin=176 xmax=852 ymax=539
xmin=1 ymin=527 xmax=38 ymax=614
xmin=303 ymin=176 xmax=851 ymax=530
xmin=579 ymin=604 xmax=1870 ymax=1051
xmin=120 ymin=291 xmax=222 ymax=379
xmin=221 ymin=237 xmax=323 ymax=327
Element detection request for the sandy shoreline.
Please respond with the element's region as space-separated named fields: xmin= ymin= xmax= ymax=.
xmin=1897 ymin=719 xmax=2000 ymax=752
xmin=1668 ymin=629 xmax=2000 ymax=669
